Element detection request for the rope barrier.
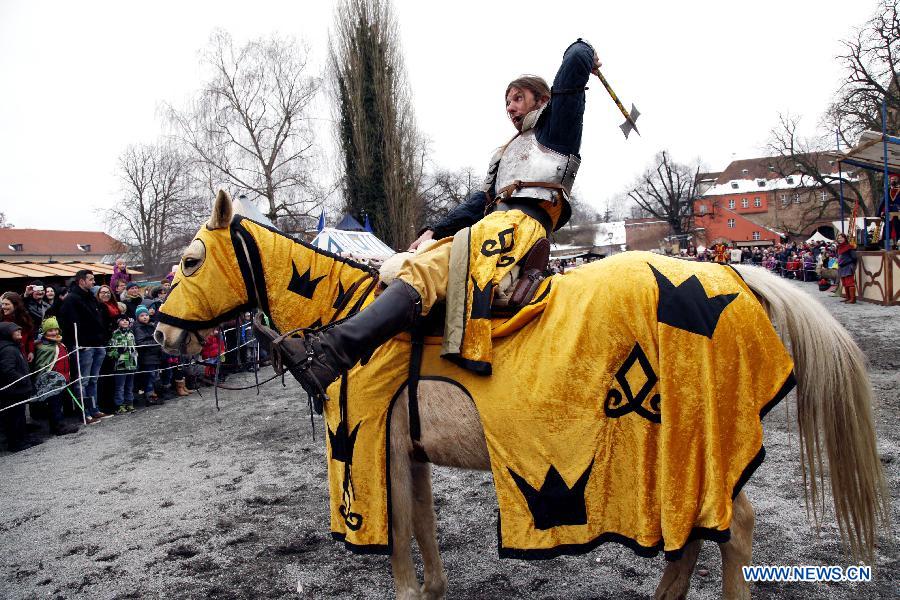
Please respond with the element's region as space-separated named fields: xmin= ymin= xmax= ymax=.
xmin=0 ymin=329 xmax=260 ymax=413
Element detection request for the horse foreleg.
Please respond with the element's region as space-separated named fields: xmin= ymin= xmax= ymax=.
xmin=411 ymin=460 xmax=447 ymax=599
xmin=719 ymin=491 xmax=754 ymax=600
xmin=389 ymin=401 xmax=421 ymax=600
xmin=654 ymin=539 xmax=702 ymax=600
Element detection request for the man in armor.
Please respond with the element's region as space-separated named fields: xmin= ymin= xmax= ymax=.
xmin=268 ymin=38 xmax=601 ymax=397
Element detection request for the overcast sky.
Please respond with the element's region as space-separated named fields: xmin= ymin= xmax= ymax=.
xmin=0 ymin=0 xmax=877 ymax=232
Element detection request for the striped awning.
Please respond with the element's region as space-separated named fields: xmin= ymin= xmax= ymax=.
xmin=0 ymin=261 xmax=142 ymax=280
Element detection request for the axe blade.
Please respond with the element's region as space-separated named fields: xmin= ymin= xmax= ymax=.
xmin=619 ymin=104 xmax=641 ymax=139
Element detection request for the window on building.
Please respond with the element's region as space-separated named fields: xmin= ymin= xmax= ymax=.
xmin=699 ymin=204 xmax=707 ymax=215
xmin=730 ymin=182 xmax=739 ymax=189
xmin=752 ymin=231 xmax=760 ymax=240
xmin=820 ymin=190 xmax=827 ymax=204
xmin=757 ymin=179 xmax=766 ymax=187
xmin=781 ymin=194 xmax=789 ymax=207
xmin=727 ymin=218 xmax=735 ymax=228
xmin=728 ymin=199 xmax=735 ymax=209
xmin=741 ymin=198 xmax=749 ymax=208
xmin=793 ymin=193 xmax=801 ymax=204
xmin=786 ymin=176 xmax=794 ymax=185
xmin=754 ymin=197 xmax=761 ymax=207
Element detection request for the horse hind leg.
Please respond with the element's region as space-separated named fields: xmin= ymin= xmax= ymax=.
xmin=654 ymin=539 xmax=703 ymax=600
xmin=411 ymin=460 xmax=447 ymax=599
xmin=389 ymin=401 xmax=422 ymax=600
xmin=719 ymin=491 xmax=754 ymax=600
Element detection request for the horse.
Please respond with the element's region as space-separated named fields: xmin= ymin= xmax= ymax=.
xmin=155 ymin=191 xmax=887 ymax=599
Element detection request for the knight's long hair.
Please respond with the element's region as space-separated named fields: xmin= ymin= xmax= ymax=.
xmin=734 ymin=264 xmax=889 ymax=562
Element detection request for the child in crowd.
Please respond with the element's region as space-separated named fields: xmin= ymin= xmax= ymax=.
xmin=32 ymin=317 xmax=79 ymax=434
xmin=200 ymin=329 xmax=225 ymax=384
xmin=0 ymin=322 xmax=38 ymax=451
xmin=132 ymin=306 xmax=162 ymax=406
xmin=108 ymin=315 xmax=138 ymax=414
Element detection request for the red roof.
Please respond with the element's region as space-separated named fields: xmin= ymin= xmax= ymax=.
xmin=0 ymin=229 xmax=125 ymax=257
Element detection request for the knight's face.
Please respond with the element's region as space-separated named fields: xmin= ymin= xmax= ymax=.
xmin=506 ymin=87 xmax=545 ymax=132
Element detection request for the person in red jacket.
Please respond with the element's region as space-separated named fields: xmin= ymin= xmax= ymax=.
xmin=200 ymin=330 xmax=225 ymax=383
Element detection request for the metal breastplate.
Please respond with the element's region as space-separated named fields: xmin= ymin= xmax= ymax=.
xmin=493 ymin=130 xmax=580 ymax=203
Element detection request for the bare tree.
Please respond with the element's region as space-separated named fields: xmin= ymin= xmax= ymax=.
xmin=329 ymin=0 xmax=425 ymax=249
xmin=167 ymin=30 xmax=324 ymax=223
xmin=768 ymin=1 xmax=899 ymax=220
xmin=626 ymin=151 xmax=700 ymax=238
xmin=418 ymin=166 xmax=477 ymax=225
xmin=0 ymin=212 xmax=12 ymax=228
xmin=106 ymin=143 xmax=205 ymax=274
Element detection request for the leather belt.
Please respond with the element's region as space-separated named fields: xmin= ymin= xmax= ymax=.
xmin=491 ymin=200 xmax=553 ymax=237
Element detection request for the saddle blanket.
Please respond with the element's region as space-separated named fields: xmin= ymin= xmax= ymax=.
xmin=323 ymin=252 xmax=794 ymax=560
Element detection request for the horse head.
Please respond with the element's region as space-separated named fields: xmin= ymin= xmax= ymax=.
xmin=154 ymin=190 xmax=253 ymax=355
xmin=155 ymin=189 xmax=381 ymax=356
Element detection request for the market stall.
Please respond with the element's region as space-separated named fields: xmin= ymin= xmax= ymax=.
xmin=831 ymin=102 xmax=900 ymax=306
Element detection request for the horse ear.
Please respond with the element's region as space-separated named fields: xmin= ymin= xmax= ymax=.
xmin=208 ymin=190 xmax=234 ymax=229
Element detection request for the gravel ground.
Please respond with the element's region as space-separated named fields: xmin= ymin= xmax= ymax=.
xmin=1 ymin=279 xmax=898 ymax=599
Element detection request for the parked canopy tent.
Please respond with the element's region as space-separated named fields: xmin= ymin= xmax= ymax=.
xmin=806 ymin=231 xmax=834 ymax=244
xmin=311 ymin=228 xmax=395 ymax=261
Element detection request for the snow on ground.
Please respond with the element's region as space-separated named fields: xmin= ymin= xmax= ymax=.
xmin=1 ymin=278 xmax=898 ymax=599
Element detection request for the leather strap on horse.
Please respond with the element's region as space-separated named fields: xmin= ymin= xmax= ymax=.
xmin=407 ymin=328 xmax=430 ymax=463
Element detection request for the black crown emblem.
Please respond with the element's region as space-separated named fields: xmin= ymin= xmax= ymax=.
xmin=328 ymin=420 xmax=361 ymax=464
xmin=508 ymin=461 xmax=593 ymax=530
xmin=649 ymin=263 xmax=737 ymax=338
xmin=288 ymin=263 xmax=325 ymax=300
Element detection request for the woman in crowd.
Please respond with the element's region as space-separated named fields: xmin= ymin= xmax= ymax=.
xmin=836 ymin=232 xmax=858 ymax=304
xmin=95 ymin=285 xmax=123 ymax=336
xmin=43 ymin=285 xmax=62 ymax=318
xmin=1 ymin=292 xmax=35 ymax=363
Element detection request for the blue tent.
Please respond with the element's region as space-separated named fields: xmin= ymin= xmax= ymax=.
xmin=335 ymin=214 xmax=366 ymax=232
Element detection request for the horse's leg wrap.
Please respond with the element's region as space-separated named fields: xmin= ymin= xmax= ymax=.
xmin=254 ymin=281 xmax=422 ymax=408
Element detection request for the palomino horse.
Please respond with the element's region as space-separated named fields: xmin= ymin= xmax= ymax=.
xmin=156 ymin=191 xmax=887 ymax=599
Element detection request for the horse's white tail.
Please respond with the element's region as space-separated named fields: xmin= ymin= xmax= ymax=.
xmin=734 ymin=265 xmax=888 ymax=562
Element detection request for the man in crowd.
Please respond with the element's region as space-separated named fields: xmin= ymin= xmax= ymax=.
xmin=57 ymin=270 xmax=110 ymax=423
xmin=24 ymin=281 xmax=52 ymax=330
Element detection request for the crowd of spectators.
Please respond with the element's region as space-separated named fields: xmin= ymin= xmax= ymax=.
xmin=0 ymin=258 xmax=262 ymax=453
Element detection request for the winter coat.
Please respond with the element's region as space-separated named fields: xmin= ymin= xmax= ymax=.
xmin=0 ymin=322 xmax=34 ymax=400
xmin=24 ymin=297 xmax=51 ymax=327
xmin=33 ymin=338 xmax=70 ymax=381
xmin=123 ymin=295 xmax=144 ymax=320
xmin=133 ymin=321 xmax=162 ymax=369
xmin=58 ymin=285 xmax=108 ymax=348
xmin=201 ymin=334 xmax=223 ymax=362
xmin=837 ymin=243 xmax=857 ymax=278
xmin=107 ymin=328 xmax=138 ymax=372
xmin=98 ymin=299 xmax=123 ymax=336
xmin=1 ymin=313 xmax=35 ymax=361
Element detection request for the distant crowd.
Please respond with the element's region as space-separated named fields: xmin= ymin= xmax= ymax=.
xmin=1 ymin=259 xmax=264 ymax=453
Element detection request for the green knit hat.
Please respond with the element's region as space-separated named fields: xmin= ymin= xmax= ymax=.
xmin=42 ymin=316 xmax=60 ymax=332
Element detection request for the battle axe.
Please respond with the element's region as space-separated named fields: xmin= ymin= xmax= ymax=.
xmin=593 ymin=70 xmax=641 ymax=139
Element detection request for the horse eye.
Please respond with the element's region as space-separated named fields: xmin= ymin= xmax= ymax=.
xmin=182 ymin=256 xmax=202 ymax=276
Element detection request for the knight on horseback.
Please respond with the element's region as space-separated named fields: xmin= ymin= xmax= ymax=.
xmin=263 ymin=38 xmax=602 ymax=399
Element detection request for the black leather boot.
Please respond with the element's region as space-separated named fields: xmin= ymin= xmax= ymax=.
xmin=255 ymin=280 xmax=421 ymax=409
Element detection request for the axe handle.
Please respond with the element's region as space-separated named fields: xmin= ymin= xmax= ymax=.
xmin=593 ymin=70 xmax=635 ymax=125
